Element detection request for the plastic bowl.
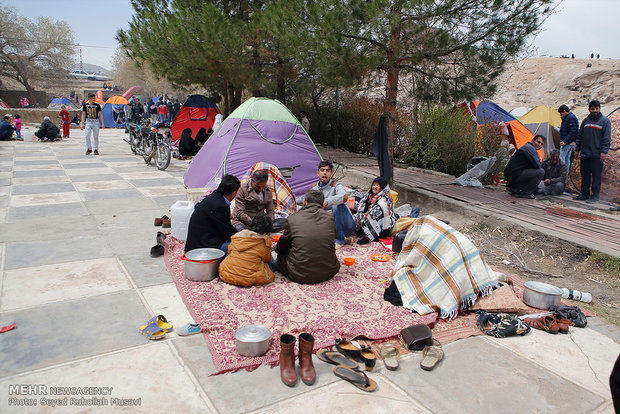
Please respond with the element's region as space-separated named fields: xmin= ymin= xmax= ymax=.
xmin=343 ymin=257 xmax=356 ymax=266
xmin=271 ymin=235 xmax=281 ymax=242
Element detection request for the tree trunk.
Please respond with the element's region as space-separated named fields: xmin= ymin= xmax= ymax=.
xmin=224 ymin=80 xmax=232 ymax=116
xmin=233 ymin=86 xmax=242 ymax=111
xmin=276 ymin=59 xmax=286 ymax=104
xmin=383 ymin=3 xmax=402 ymax=186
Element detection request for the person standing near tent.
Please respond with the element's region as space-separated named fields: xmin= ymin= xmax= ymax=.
xmin=231 ymin=170 xmax=275 ymax=231
xmin=311 ymin=160 xmax=355 ymax=248
xmin=130 ymin=98 xmax=144 ymax=123
xmin=157 ymin=101 xmax=168 ymax=121
xmin=80 ymin=93 xmax=105 ymax=155
xmin=504 ymin=134 xmax=545 ymax=198
xmin=172 ymin=99 xmax=181 ymax=120
xmin=58 ymin=105 xmax=70 ymax=138
xmin=184 ymin=175 xmax=240 ymax=254
xmin=573 ymin=100 xmax=611 ymax=203
xmin=300 ymin=110 xmax=310 ymax=133
xmin=558 ymin=104 xmax=579 ymax=170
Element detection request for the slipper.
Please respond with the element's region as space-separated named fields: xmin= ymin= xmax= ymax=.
xmin=360 ymin=345 xmax=376 ymax=371
xmin=138 ymin=320 xmax=166 ymax=340
xmin=0 ymin=323 xmax=16 ymax=333
xmin=335 ymin=338 xmax=362 ymax=360
xmin=316 ymin=350 xmax=359 ymax=370
xmin=333 ymin=366 xmax=377 ymax=392
xmin=147 ymin=315 xmax=174 ymax=332
xmin=420 ymin=346 xmax=444 ymax=371
xmin=150 ymin=244 xmax=164 ymax=258
xmin=380 ymin=344 xmax=399 ymax=371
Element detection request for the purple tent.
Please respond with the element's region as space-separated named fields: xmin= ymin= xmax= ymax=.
xmin=184 ymin=97 xmax=323 ymax=196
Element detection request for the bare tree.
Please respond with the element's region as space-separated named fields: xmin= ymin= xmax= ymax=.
xmin=0 ymin=6 xmax=75 ymax=102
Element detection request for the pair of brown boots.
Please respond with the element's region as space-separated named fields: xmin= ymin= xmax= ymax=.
xmin=280 ymin=333 xmax=315 ymax=387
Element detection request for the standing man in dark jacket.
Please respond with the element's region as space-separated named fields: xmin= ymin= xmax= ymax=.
xmin=130 ymin=98 xmax=144 ymax=123
xmin=558 ymin=104 xmax=579 ymax=170
xmin=504 ymin=135 xmax=545 ymax=198
xmin=275 ymin=190 xmax=340 ymax=284
xmin=184 ymin=175 xmax=240 ymax=254
xmin=573 ymin=100 xmax=611 ymax=203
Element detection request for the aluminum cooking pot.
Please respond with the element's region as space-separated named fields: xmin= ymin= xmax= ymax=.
xmin=523 ymin=281 xmax=563 ymax=310
xmin=182 ymin=248 xmax=225 ymax=282
xmin=234 ymin=325 xmax=271 ymax=357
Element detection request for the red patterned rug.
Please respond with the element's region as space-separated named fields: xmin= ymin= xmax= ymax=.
xmin=164 ymin=236 xmax=439 ymax=374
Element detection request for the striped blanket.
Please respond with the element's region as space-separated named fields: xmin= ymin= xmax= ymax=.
xmin=392 ymin=215 xmax=501 ymax=320
xmin=241 ymin=162 xmax=296 ymax=215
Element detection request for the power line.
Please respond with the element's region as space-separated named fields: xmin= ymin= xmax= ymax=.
xmin=1 ymin=36 xmax=116 ymax=49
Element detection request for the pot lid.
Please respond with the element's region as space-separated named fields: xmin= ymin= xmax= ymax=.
xmin=524 ymin=281 xmax=562 ymax=296
xmin=234 ymin=325 xmax=271 ymax=343
xmin=185 ymin=248 xmax=225 ymax=262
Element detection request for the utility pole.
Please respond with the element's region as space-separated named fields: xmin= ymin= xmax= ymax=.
xmin=79 ymin=48 xmax=83 ymax=71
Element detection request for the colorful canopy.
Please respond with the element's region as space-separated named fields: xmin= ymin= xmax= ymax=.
xmin=520 ymin=106 xmax=562 ymax=156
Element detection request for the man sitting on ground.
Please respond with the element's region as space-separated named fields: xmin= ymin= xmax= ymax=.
xmin=34 ymin=116 xmax=60 ymax=141
xmin=504 ymin=134 xmax=545 ymax=199
xmin=185 ymin=175 xmax=240 ymax=254
xmin=0 ymin=115 xmax=16 ymax=141
xmin=538 ymin=149 xmax=567 ymax=196
xmin=232 ymin=169 xmax=275 ymax=231
xmin=311 ymin=160 xmax=355 ymax=249
xmin=275 ymin=190 xmax=340 ymax=284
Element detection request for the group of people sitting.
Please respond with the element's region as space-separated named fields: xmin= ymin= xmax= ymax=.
xmin=184 ymin=161 xmax=396 ymax=287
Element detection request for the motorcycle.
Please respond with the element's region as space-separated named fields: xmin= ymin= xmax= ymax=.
xmin=125 ymin=118 xmax=171 ymax=171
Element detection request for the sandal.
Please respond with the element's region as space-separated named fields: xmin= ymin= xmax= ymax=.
xmin=316 ymin=350 xmax=359 ymax=370
xmin=420 ymin=345 xmax=444 ymax=371
xmin=333 ymin=366 xmax=377 ymax=392
xmin=524 ymin=315 xmax=560 ymax=334
xmin=148 ymin=315 xmax=174 ymax=332
xmin=380 ymin=344 xmax=399 ymax=371
xmin=360 ymin=345 xmax=376 ymax=371
xmin=335 ymin=338 xmax=362 ymax=360
xmin=139 ymin=319 xmax=166 ymax=340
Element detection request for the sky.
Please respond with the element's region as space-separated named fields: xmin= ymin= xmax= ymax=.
xmin=3 ymin=0 xmax=620 ymax=71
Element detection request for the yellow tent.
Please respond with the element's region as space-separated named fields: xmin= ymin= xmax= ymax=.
xmin=520 ymin=106 xmax=562 ymax=157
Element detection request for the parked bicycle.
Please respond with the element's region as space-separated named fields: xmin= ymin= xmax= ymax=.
xmin=125 ymin=118 xmax=171 ymax=171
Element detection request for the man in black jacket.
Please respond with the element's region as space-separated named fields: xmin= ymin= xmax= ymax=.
xmin=130 ymin=98 xmax=144 ymax=123
xmin=504 ymin=135 xmax=545 ymax=198
xmin=185 ymin=175 xmax=240 ymax=254
xmin=34 ymin=116 xmax=60 ymax=141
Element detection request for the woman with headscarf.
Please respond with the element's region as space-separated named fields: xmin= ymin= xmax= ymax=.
xmin=354 ymin=176 xmax=396 ymax=244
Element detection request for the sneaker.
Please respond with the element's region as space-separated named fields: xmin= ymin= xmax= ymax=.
xmin=177 ymin=323 xmax=201 ymax=336
xmin=85 ymin=149 xmax=92 ymax=155
xmin=573 ymin=194 xmax=588 ymax=201
xmin=94 ymin=150 xmax=99 ymax=155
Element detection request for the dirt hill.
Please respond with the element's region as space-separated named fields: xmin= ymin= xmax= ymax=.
xmin=491 ymin=57 xmax=620 ymax=118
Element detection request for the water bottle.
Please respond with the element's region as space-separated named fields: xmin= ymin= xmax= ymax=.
xmin=561 ymin=288 xmax=592 ymax=303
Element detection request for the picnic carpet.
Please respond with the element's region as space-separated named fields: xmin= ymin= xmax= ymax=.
xmin=164 ymin=236 xmax=441 ymax=374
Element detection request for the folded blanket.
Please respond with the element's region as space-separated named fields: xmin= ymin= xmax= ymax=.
xmin=392 ymin=215 xmax=501 ymax=320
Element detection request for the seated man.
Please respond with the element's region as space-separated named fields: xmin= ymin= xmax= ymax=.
xmin=275 ymin=190 xmax=340 ymax=284
xmin=184 ymin=174 xmax=240 ymax=254
xmin=538 ymin=149 xmax=567 ymax=196
xmin=34 ymin=116 xmax=60 ymax=141
xmin=311 ymin=160 xmax=355 ymax=249
xmin=504 ymin=134 xmax=545 ymax=199
xmin=0 ymin=114 xmax=16 ymax=141
xmin=232 ymin=169 xmax=275 ymax=231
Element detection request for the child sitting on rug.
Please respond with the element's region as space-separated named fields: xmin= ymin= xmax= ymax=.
xmin=219 ymin=214 xmax=276 ymax=287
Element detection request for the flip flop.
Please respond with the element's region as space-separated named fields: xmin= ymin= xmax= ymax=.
xmin=335 ymin=338 xmax=362 ymax=360
xmin=420 ymin=346 xmax=444 ymax=371
xmin=147 ymin=315 xmax=174 ymax=332
xmin=333 ymin=366 xmax=377 ymax=392
xmin=139 ymin=319 xmax=166 ymax=340
xmin=380 ymin=344 xmax=399 ymax=371
xmin=0 ymin=323 xmax=16 ymax=333
xmin=316 ymin=350 xmax=359 ymax=370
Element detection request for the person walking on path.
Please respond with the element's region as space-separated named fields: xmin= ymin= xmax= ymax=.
xmin=573 ymin=100 xmax=611 ymax=203
xmin=80 ymin=93 xmax=105 ymax=155
xmin=558 ymin=104 xmax=579 ymax=170
xmin=58 ymin=105 xmax=70 ymax=138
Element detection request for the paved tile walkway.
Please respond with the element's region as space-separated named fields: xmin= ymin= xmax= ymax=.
xmin=0 ymin=132 xmax=618 ymax=413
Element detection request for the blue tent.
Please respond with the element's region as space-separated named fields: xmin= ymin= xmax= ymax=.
xmin=101 ymin=103 xmax=128 ymax=128
xmin=47 ymin=97 xmax=73 ymax=108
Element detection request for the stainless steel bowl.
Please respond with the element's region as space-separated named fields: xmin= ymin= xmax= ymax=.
xmin=182 ymin=248 xmax=225 ymax=282
xmin=234 ymin=325 xmax=271 ymax=357
xmin=523 ymin=281 xmax=563 ymax=309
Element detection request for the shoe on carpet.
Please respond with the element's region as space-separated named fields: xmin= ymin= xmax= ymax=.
xmin=177 ymin=323 xmax=201 ymax=336
xmin=573 ymin=194 xmax=588 ymax=201
xmin=356 ymin=237 xmax=370 ymax=245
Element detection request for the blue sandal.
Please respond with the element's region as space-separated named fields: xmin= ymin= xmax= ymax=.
xmin=139 ymin=319 xmax=166 ymax=340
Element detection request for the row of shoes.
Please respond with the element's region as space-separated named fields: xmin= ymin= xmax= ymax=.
xmin=138 ymin=314 xmax=201 ymax=340
xmin=524 ymin=305 xmax=587 ymax=334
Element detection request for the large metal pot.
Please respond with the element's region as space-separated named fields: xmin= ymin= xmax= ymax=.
xmin=234 ymin=325 xmax=271 ymax=357
xmin=523 ymin=281 xmax=563 ymax=310
xmin=182 ymin=248 xmax=225 ymax=281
